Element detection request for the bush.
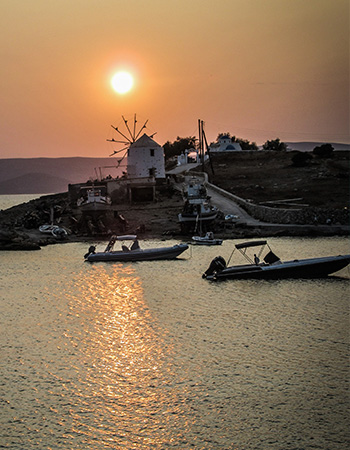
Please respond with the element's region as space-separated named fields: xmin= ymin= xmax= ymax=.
xmin=313 ymin=143 xmax=334 ymax=158
xmin=262 ymin=138 xmax=287 ymax=151
xmin=291 ymin=151 xmax=312 ymax=167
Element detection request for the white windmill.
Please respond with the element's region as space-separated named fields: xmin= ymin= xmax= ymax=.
xmin=107 ymin=114 xmax=165 ymax=180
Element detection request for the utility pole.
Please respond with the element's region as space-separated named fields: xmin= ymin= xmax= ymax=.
xmin=198 ymin=119 xmax=214 ymax=175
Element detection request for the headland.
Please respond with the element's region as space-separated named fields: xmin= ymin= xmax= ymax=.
xmin=0 ymin=150 xmax=349 ymax=250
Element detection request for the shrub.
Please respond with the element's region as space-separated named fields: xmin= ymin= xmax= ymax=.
xmin=313 ymin=143 xmax=334 ymax=158
xmin=291 ymin=151 xmax=312 ymax=167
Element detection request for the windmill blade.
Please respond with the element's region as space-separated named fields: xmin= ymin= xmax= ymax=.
xmin=122 ymin=115 xmax=134 ymax=142
xmin=109 ymin=145 xmax=129 ymax=157
xmin=106 ymin=138 xmax=130 ymax=144
xmin=116 ymin=150 xmax=128 ymax=167
xmin=135 ymin=119 xmax=148 ymax=140
xmin=133 ymin=113 xmax=137 ymax=139
xmin=111 ymin=125 xmax=132 ymax=143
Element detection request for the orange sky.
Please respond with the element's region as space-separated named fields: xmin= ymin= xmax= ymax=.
xmin=1 ymin=0 xmax=349 ymax=158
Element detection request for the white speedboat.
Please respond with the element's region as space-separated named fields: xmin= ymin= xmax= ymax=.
xmin=84 ymin=235 xmax=188 ymax=262
xmin=192 ymin=232 xmax=222 ymax=246
xmin=203 ymin=240 xmax=350 ymax=280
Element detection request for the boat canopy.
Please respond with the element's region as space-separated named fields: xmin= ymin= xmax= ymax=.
xmin=116 ymin=235 xmax=137 ymax=241
xmin=235 ymin=240 xmax=267 ymax=249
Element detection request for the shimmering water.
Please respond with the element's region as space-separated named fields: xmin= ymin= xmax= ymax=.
xmin=1 ymin=196 xmax=349 ymax=449
xmin=1 ymin=236 xmax=349 ymax=449
xmin=0 ymin=194 xmax=44 ymax=211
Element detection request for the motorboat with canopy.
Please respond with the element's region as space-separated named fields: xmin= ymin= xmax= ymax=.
xmin=84 ymin=235 xmax=189 ymax=262
xmin=203 ymin=240 xmax=350 ymax=280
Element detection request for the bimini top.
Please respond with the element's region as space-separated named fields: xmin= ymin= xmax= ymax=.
xmin=115 ymin=235 xmax=137 ymax=241
xmin=235 ymin=240 xmax=267 ymax=249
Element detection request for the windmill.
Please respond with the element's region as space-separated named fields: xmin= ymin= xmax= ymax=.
xmin=107 ymin=114 xmax=157 ymax=167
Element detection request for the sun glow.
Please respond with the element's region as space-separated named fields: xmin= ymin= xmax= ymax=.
xmin=111 ymin=71 xmax=134 ymax=94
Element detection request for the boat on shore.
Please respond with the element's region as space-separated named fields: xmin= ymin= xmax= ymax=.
xmin=77 ymin=185 xmax=112 ymax=212
xmin=178 ymin=177 xmax=218 ymax=228
xmin=203 ymin=240 xmax=350 ymax=280
xmin=192 ymin=231 xmax=222 ymax=245
xmin=84 ymin=235 xmax=188 ymax=262
xmin=178 ymin=199 xmax=218 ymax=225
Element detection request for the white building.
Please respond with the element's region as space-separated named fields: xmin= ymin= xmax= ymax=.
xmin=127 ymin=133 xmax=165 ymax=179
xmin=209 ymin=134 xmax=242 ymax=152
xmin=177 ymin=148 xmax=200 ymax=166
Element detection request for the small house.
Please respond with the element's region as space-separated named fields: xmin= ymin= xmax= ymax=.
xmin=209 ymin=134 xmax=242 ymax=153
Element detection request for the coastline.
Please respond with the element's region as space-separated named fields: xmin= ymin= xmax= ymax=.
xmin=0 ymin=189 xmax=348 ymax=251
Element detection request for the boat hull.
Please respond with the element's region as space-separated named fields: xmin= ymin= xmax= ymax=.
xmin=192 ymin=238 xmax=223 ymax=245
xmin=205 ymin=255 xmax=350 ymax=280
xmin=178 ymin=211 xmax=218 ymax=223
xmin=78 ymin=202 xmax=112 ymax=212
xmin=86 ymin=244 xmax=189 ymax=262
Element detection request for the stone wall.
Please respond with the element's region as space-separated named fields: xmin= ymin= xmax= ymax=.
xmin=206 ymin=181 xmax=349 ymax=225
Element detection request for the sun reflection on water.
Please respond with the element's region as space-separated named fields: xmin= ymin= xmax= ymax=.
xmin=58 ymin=263 xmax=190 ymax=448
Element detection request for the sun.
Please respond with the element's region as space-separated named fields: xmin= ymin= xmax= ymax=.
xmin=111 ymin=71 xmax=134 ymax=94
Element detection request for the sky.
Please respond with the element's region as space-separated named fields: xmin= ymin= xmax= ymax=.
xmin=1 ymin=0 xmax=349 ymax=158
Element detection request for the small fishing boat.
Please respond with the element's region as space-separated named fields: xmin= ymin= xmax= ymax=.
xmin=84 ymin=235 xmax=189 ymax=262
xmin=77 ymin=185 xmax=112 ymax=212
xmin=203 ymin=240 xmax=350 ymax=281
xmin=178 ymin=199 xmax=218 ymax=225
xmin=192 ymin=231 xmax=222 ymax=246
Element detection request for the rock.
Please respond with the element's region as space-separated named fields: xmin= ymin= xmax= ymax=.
xmin=0 ymin=228 xmax=41 ymax=250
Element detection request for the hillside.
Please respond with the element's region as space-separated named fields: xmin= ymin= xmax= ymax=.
xmin=205 ymin=150 xmax=349 ymax=210
xmin=0 ymin=173 xmax=71 ymax=194
xmin=286 ymin=142 xmax=349 ymax=151
xmin=0 ymin=157 xmax=123 ymax=194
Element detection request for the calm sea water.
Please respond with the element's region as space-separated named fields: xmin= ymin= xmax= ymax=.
xmin=0 ymin=194 xmax=44 ymax=212
xmin=1 ymin=196 xmax=349 ymax=449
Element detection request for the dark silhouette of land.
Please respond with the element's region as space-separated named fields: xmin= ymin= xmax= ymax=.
xmin=0 ymin=150 xmax=349 ymax=250
xmin=0 ymin=157 xmax=122 ymax=194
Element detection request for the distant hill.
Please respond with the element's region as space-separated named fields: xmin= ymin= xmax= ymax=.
xmin=286 ymin=142 xmax=350 ymax=151
xmin=0 ymin=157 xmax=123 ymax=194
xmin=0 ymin=173 xmax=71 ymax=194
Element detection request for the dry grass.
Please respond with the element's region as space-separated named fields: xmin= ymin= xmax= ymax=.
xmin=206 ymin=151 xmax=349 ymax=209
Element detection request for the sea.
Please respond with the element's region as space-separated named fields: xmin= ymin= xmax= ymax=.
xmin=1 ymin=195 xmax=349 ymax=449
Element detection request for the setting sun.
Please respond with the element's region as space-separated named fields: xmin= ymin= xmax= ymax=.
xmin=111 ymin=71 xmax=134 ymax=94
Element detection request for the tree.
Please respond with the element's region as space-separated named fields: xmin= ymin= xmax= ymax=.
xmin=163 ymin=136 xmax=197 ymax=160
xmin=262 ymin=138 xmax=287 ymax=151
xmin=313 ymin=143 xmax=334 ymax=158
xmin=215 ymin=133 xmax=258 ymax=150
xmin=217 ymin=132 xmax=231 ymax=140
xmin=233 ymin=137 xmax=258 ymax=150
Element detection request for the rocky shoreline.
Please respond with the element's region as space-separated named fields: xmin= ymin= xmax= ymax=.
xmin=0 ymin=188 xmax=348 ymax=251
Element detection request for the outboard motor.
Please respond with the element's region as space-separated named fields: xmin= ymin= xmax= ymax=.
xmin=84 ymin=245 xmax=96 ymax=260
xmin=202 ymin=256 xmax=226 ymax=278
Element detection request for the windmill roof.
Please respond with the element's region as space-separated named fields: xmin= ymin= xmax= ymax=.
xmin=130 ymin=133 xmax=161 ymax=148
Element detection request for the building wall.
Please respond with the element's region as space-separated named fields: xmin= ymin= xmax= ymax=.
xmin=127 ymin=146 xmax=165 ymax=179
